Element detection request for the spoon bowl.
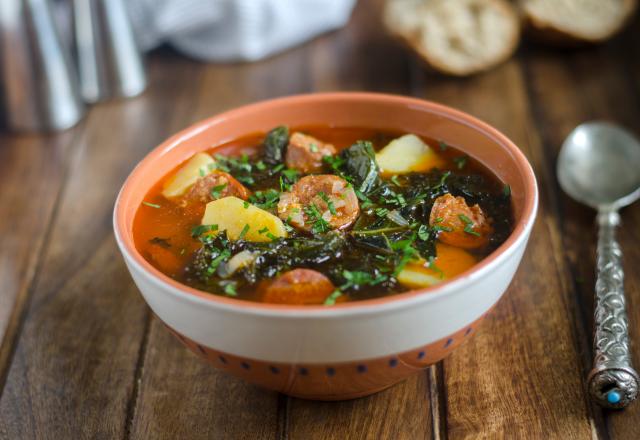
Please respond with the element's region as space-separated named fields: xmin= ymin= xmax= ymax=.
xmin=557 ymin=122 xmax=640 ymax=210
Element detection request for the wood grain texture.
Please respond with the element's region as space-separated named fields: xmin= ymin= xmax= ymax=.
xmin=0 ymin=58 xmax=201 ymax=439
xmin=288 ymin=373 xmax=432 ymax=440
xmin=414 ymin=61 xmax=598 ymax=438
xmin=523 ymin=20 xmax=640 ymax=438
xmin=0 ymin=128 xmax=80 ymax=385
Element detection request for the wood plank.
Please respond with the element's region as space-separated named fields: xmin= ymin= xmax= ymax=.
xmin=0 ymin=127 xmax=81 ymax=382
xmin=129 ymin=319 xmax=280 ymax=440
xmin=413 ymin=59 xmax=597 ymax=438
xmin=523 ymin=29 xmax=640 ymax=439
xmin=127 ymin=48 xmax=316 ymax=439
xmin=288 ymin=374 xmax=432 ymax=440
xmin=0 ymin=56 xmax=203 ymax=439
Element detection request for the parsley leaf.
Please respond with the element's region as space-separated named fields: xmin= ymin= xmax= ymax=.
xmin=191 ymin=224 xmax=218 ymax=238
xmin=318 ymin=192 xmax=337 ymax=215
xmin=453 ymin=155 xmax=468 ymax=170
xmin=304 ymin=203 xmax=331 ymax=234
xmin=238 ymin=224 xmax=250 ymax=240
xmin=210 ymin=183 xmax=227 ymax=199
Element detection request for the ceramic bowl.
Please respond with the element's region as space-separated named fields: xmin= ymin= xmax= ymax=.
xmin=114 ymin=93 xmax=538 ymax=400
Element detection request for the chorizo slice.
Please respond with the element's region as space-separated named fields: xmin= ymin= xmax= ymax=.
xmin=285 ymin=132 xmax=337 ymax=173
xmin=429 ymin=193 xmax=492 ymax=249
xmin=261 ymin=269 xmax=337 ymax=305
xmin=277 ymin=175 xmax=359 ymax=233
xmin=181 ymin=170 xmax=250 ymax=207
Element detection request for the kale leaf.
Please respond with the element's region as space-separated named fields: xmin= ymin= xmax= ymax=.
xmin=263 ymin=125 xmax=289 ymax=165
xmin=336 ymin=141 xmax=381 ymax=195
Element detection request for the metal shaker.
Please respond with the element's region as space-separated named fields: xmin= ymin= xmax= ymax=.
xmin=0 ymin=0 xmax=85 ymax=132
xmin=72 ymin=0 xmax=147 ymax=103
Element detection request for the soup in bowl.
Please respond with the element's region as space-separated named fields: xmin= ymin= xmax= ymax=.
xmin=114 ymin=93 xmax=537 ymax=400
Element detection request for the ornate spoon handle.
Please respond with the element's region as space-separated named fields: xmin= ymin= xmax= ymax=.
xmin=588 ymin=210 xmax=639 ymax=408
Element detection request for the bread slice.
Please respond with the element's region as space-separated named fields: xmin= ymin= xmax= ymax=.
xmin=384 ymin=0 xmax=520 ymax=76
xmin=520 ymin=0 xmax=638 ymax=45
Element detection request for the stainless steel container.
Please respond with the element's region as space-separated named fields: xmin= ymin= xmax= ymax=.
xmin=73 ymin=0 xmax=147 ymax=103
xmin=0 ymin=0 xmax=85 ymax=132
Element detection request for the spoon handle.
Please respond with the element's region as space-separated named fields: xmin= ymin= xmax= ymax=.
xmin=588 ymin=210 xmax=639 ymax=408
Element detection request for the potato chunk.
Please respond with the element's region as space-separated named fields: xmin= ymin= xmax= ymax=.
xmin=201 ymin=196 xmax=287 ymax=242
xmin=375 ymin=134 xmax=445 ymax=175
xmin=162 ymin=152 xmax=215 ymax=198
xmin=398 ymin=243 xmax=477 ymax=289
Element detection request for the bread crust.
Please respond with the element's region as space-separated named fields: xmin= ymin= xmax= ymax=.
xmin=384 ymin=0 xmax=521 ymax=76
xmin=520 ymin=0 xmax=638 ymax=46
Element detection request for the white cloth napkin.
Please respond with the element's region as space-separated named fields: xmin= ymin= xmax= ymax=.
xmin=126 ymin=0 xmax=357 ymax=62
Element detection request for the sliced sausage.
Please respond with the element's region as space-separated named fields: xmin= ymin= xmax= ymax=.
xmin=277 ymin=175 xmax=359 ymax=233
xmin=261 ymin=269 xmax=337 ymax=305
xmin=429 ymin=193 xmax=492 ymax=249
xmin=181 ymin=170 xmax=250 ymax=207
xmin=285 ymin=132 xmax=337 ymax=173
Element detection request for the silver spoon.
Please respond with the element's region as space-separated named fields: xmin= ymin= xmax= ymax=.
xmin=558 ymin=121 xmax=640 ymax=409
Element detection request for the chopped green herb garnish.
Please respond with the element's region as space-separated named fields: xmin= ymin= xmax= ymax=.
xmin=438 ymin=140 xmax=448 ymax=151
xmin=391 ymin=233 xmax=421 ymax=275
xmin=249 ymin=189 xmax=280 ymax=210
xmin=434 ymin=171 xmax=451 ymax=190
xmin=208 ymin=249 xmax=231 ymax=274
xmin=304 ymin=203 xmax=331 ymax=234
xmin=282 ymin=168 xmax=299 ymax=181
xmin=458 ymin=214 xmax=480 ymax=236
xmin=324 ymin=289 xmax=343 ymax=306
xmin=191 ymin=224 xmax=218 ymax=238
xmin=255 ymin=160 xmax=266 ymax=171
xmin=417 ymin=224 xmax=430 ymax=241
xmin=279 ymin=169 xmax=300 ymax=192
xmin=238 ymin=224 xmax=250 ymax=240
xmin=427 ymin=256 xmax=444 ymax=279
xmin=258 ymin=227 xmax=269 ymax=235
xmin=142 ymin=201 xmax=161 ymax=209
xmin=237 ymin=175 xmax=255 ymax=185
xmin=323 ymin=154 xmax=345 ymax=173
xmin=223 ymin=282 xmax=238 ymax=297
xmin=375 ymin=207 xmax=389 ymax=217
xmin=318 ymin=192 xmax=337 ymax=215
xmin=309 ymin=143 xmax=319 ymax=153
xmin=391 ymin=175 xmax=402 ymax=186
xmin=265 ymin=232 xmax=279 ymax=241
xmin=432 ymin=224 xmax=453 ymax=233
xmin=243 ymin=201 xmax=250 ymax=209
xmin=503 ymin=184 xmax=511 ymax=197
xmin=342 ymin=270 xmax=387 ymax=287
xmin=210 ymin=183 xmax=228 ymax=199
xmin=453 ymin=155 xmax=468 ymax=170
xmin=464 ymin=225 xmax=481 ymax=237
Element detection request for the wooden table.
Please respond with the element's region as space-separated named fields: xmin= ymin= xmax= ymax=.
xmin=1 ymin=2 xmax=640 ymax=438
